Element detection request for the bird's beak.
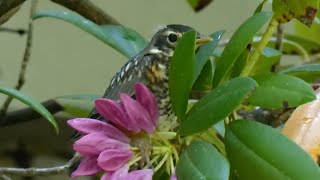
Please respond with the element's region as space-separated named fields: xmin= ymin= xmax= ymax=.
xmin=195 ymin=35 xmax=213 ymax=46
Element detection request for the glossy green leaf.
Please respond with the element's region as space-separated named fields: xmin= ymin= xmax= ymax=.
xmin=231 ymin=45 xmax=250 ymax=78
xmin=226 ymin=120 xmax=320 ymax=180
xmin=212 ymin=12 xmax=272 ymax=87
xmin=169 ymin=30 xmax=196 ymax=119
xmin=193 ymin=30 xmax=225 ymax=84
xmin=187 ymin=0 xmax=213 ymax=12
xmin=248 ymin=73 xmax=316 ymax=108
xmin=251 ymin=47 xmax=281 ymax=75
xmin=179 ymin=77 xmax=257 ymax=136
xmin=192 ymin=60 xmax=213 ymax=92
xmin=280 ymin=64 xmax=320 ymax=82
xmin=0 ymin=85 xmax=58 ymax=133
xmin=176 ymin=141 xmax=229 ymax=180
xmin=33 ymin=10 xmax=147 ymax=58
xmin=55 ymin=94 xmax=99 ymax=117
xmin=273 ymin=0 xmax=319 ymax=26
xmin=254 ymin=0 xmax=267 ymax=14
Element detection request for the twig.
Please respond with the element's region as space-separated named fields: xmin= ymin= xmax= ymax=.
xmin=0 ymin=27 xmax=26 ymax=35
xmin=0 ymin=175 xmax=12 ymax=180
xmin=0 ymin=0 xmax=119 ymax=26
xmin=50 ymin=0 xmax=120 ymax=25
xmin=275 ymin=23 xmax=284 ymax=51
xmin=0 ymin=0 xmax=25 ymax=25
xmin=272 ymin=23 xmax=284 ymax=72
xmin=0 ymin=0 xmax=37 ymax=118
xmin=0 ymin=154 xmax=81 ymax=177
xmin=0 ymin=99 xmax=63 ymax=126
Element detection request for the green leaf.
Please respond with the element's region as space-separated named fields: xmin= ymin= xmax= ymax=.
xmin=179 ymin=77 xmax=257 ymax=136
xmin=176 ymin=141 xmax=229 ymax=180
xmin=226 ymin=120 xmax=320 ymax=180
xmin=192 ymin=60 xmax=213 ymax=92
xmin=251 ymin=47 xmax=281 ymax=75
xmin=0 ymin=85 xmax=58 ymax=133
xmin=187 ymin=0 xmax=213 ymax=12
xmin=169 ymin=30 xmax=196 ymax=119
xmin=254 ymin=0 xmax=268 ymax=14
xmin=33 ymin=10 xmax=147 ymax=58
xmin=248 ymin=73 xmax=316 ymax=108
xmin=280 ymin=64 xmax=320 ymax=82
xmin=193 ymin=30 xmax=225 ymax=84
xmin=231 ymin=45 xmax=250 ymax=78
xmin=273 ymin=0 xmax=319 ymax=26
xmin=212 ymin=12 xmax=272 ymax=87
xmin=55 ymin=94 xmax=99 ymax=117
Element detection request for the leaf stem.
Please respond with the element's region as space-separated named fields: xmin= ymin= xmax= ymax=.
xmin=240 ymin=16 xmax=278 ymax=77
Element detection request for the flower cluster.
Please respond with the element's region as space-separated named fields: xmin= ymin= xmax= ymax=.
xmin=68 ymin=83 xmax=178 ymax=180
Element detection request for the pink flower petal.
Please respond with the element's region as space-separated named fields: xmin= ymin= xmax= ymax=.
xmin=97 ymin=149 xmax=133 ymax=171
xmin=135 ymin=83 xmax=159 ymax=125
xmin=170 ymin=171 xmax=177 ymax=180
xmin=74 ymin=133 xmax=130 ymax=156
xmin=71 ymin=157 xmax=101 ymax=177
xmin=125 ymin=169 xmax=154 ymax=180
xmin=95 ymin=98 xmax=139 ymax=133
xmin=108 ymin=164 xmax=130 ymax=180
xmin=67 ymin=118 xmax=129 ymax=143
xmin=101 ymin=172 xmax=112 ymax=180
xmin=120 ymin=93 xmax=155 ymax=133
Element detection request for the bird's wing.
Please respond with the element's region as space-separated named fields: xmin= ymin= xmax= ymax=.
xmin=89 ymin=54 xmax=153 ymax=119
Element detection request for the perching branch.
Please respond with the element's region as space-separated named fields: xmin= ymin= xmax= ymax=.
xmin=50 ymin=0 xmax=120 ymax=25
xmin=0 ymin=27 xmax=26 ymax=35
xmin=0 ymin=99 xmax=63 ymax=126
xmin=0 ymin=0 xmax=37 ymax=118
xmin=0 ymin=0 xmax=120 ymax=25
xmin=0 ymin=154 xmax=81 ymax=177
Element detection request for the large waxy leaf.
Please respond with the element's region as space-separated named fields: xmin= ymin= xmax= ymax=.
xmin=212 ymin=12 xmax=272 ymax=87
xmin=0 ymin=85 xmax=58 ymax=133
xmin=280 ymin=64 xmax=320 ymax=82
xmin=248 ymin=73 xmax=316 ymax=108
xmin=226 ymin=120 xmax=320 ymax=180
xmin=176 ymin=141 xmax=229 ymax=180
xmin=33 ymin=10 xmax=147 ymax=58
xmin=179 ymin=77 xmax=257 ymax=136
xmin=193 ymin=30 xmax=225 ymax=84
xmin=272 ymin=0 xmax=319 ymax=26
xmin=55 ymin=94 xmax=99 ymax=117
xmin=187 ymin=0 xmax=213 ymax=12
xmin=169 ymin=31 xmax=196 ymax=119
xmin=192 ymin=60 xmax=213 ymax=93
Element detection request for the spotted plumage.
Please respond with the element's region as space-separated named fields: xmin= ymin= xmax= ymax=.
xmin=89 ymin=24 xmax=212 ymax=129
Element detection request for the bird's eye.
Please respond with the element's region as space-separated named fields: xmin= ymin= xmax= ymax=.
xmin=168 ymin=33 xmax=178 ymax=43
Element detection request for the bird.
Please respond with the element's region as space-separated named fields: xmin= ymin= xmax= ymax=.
xmin=70 ymin=24 xmax=212 ymax=174
xmin=89 ymin=24 xmax=212 ymax=130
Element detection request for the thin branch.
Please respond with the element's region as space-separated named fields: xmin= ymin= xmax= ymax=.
xmin=0 ymin=0 xmax=119 ymax=26
xmin=50 ymin=0 xmax=120 ymax=25
xmin=0 ymin=175 xmax=12 ymax=180
xmin=0 ymin=0 xmax=37 ymax=118
xmin=275 ymin=23 xmax=284 ymax=50
xmin=0 ymin=154 xmax=81 ymax=177
xmin=0 ymin=99 xmax=64 ymax=126
xmin=0 ymin=27 xmax=26 ymax=35
xmin=0 ymin=0 xmax=26 ymax=25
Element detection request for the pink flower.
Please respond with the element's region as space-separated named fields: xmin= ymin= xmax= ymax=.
xmin=67 ymin=83 xmax=158 ymax=179
xmin=101 ymin=165 xmax=153 ymax=180
xmin=95 ymin=83 xmax=158 ymax=133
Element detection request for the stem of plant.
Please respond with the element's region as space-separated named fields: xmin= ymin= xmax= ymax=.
xmin=240 ymin=16 xmax=278 ymax=77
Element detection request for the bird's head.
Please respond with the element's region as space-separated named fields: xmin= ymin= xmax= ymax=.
xmin=148 ymin=24 xmax=212 ymax=57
